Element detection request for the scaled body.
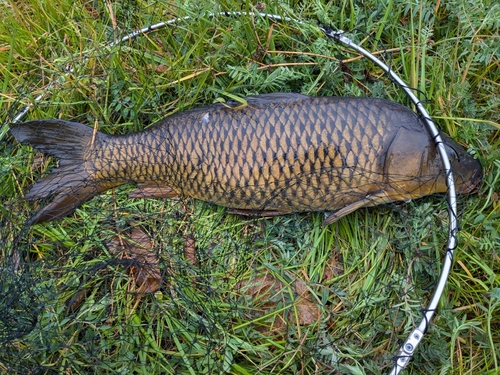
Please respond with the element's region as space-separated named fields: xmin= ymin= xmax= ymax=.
xmin=10 ymin=93 xmax=482 ymax=224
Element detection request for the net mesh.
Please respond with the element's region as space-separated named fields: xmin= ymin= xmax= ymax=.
xmin=0 ymin=198 xmax=453 ymax=374
xmin=0 ymin=2 xmax=479 ymax=374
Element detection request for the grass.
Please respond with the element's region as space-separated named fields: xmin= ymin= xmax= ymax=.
xmin=1 ymin=0 xmax=499 ymax=374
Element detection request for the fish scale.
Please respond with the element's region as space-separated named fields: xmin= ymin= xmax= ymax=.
xmin=10 ymin=92 xmax=482 ymax=224
xmin=138 ymin=96 xmax=390 ymax=209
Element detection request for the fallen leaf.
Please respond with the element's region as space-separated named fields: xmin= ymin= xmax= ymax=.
xmin=31 ymin=153 xmax=49 ymax=173
xmin=322 ymin=250 xmax=344 ymax=282
xmin=108 ymin=226 xmax=162 ymax=295
xmin=128 ymin=227 xmax=162 ymax=294
xmin=184 ymin=234 xmax=197 ymax=267
xmin=66 ymin=289 xmax=87 ymax=313
xmin=254 ymin=2 xmax=266 ymax=11
xmin=292 ymin=279 xmax=321 ymax=326
xmin=236 ymin=273 xmax=321 ymax=334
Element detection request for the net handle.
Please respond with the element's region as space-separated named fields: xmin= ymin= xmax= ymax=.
xmin=9 ymin=11 xmax=459 ymax=375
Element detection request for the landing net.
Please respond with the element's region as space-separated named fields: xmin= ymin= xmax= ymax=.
xmin=1 ymin=3 xmax=480 ymax=375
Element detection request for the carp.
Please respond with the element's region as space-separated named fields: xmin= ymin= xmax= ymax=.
xmin=10 ymin=93 xmax=482 ymax=225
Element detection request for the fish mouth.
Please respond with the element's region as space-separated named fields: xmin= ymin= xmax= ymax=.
xmin=456 ymin=168 xmax=483 ymax=195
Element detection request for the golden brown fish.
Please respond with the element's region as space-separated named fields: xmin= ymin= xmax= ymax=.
xmin=10 ymin=93 xmax=482 ymax=225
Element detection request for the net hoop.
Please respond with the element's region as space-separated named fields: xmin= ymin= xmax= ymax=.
xmin=9 ymin=11 xmax=459 ymax=375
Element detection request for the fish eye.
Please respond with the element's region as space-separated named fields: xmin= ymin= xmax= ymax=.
xmin=445 ymin=145 xmax=459 ymax=164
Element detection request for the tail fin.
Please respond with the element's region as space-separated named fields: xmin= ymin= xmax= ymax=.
xmin=10 ymin=120 xmax=112 ymax=224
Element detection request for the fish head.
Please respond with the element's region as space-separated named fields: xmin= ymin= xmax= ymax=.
xmin=429 ymin=133 xmax=483 ymax=194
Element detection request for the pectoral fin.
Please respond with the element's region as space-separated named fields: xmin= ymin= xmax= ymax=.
xmin=322 ymin=191 xmax=392 ymax=226
xmin=129 ymin=183 xmax=179 ymax=198
xmin=227 ymin=208 xmax=290 ymax=217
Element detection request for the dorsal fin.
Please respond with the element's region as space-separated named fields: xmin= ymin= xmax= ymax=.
xmin=240 ymin=92 xmax=310 ymax=107
xmin=158 ymin=93 xmax=311 ymax=124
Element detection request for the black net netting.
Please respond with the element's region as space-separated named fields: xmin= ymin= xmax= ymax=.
xmin=0 ymin=3 xmax=483 ymax=375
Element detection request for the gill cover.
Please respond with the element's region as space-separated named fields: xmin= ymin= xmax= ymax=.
xmin=384 ymin=127 xmax=437 ymax=195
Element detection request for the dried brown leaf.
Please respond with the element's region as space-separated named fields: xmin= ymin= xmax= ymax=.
xmin=107 ymin=226 xmax=162 ymax=295
xmin=292 ymin=280 xmax=320 ymax=325
xmin=322 ymin=250 xmax=344 ymax=282
xmin=66 ymin=289 xmax=87 ymax=313
xmin=254 ymin=2 xmax=266 ymax=11
xmin=128 ymin=227 xmax=162 ymax=294
xmin=155 ymin=65 xmax=169 ymax=73
xmin=237 ymin=273 xmax=321 ymax=334
xmin=184 ymin=234 xmax=197 ymax=267
xmin=31 ymin=153 xmax=49 ymax=174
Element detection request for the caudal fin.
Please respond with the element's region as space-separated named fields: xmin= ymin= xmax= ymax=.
xmin=10 ymin=120 xmax=111 ymax=224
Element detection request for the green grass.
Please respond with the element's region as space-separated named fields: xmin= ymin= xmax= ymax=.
xmin=1 ymin=0 xmax=499 ymax=374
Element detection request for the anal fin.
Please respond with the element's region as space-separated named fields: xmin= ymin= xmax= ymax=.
xmin=129 ymin=183 xmax=179 ymax=199
xmin=227 ymin=208 xmax=290 ymax=217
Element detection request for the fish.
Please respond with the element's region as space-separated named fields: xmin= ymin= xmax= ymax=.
xmin=10 ymin=92 xmax=482 ymax=225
